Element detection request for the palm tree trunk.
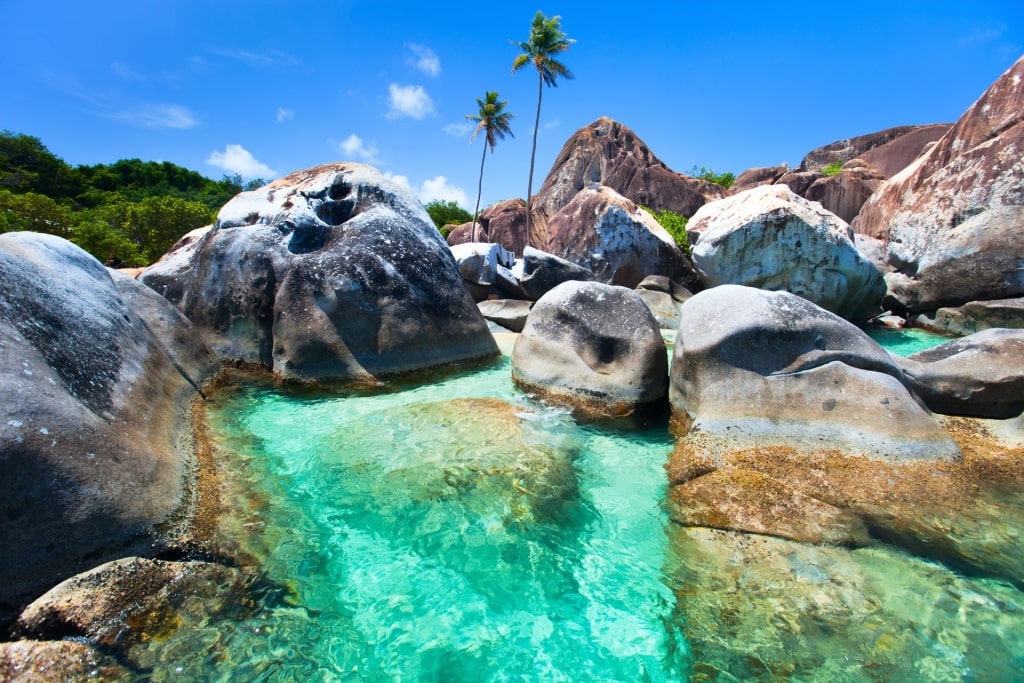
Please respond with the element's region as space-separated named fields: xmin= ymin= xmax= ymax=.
xmin=472 ymin=141 xmax=487 ymax=243
xmin=526 ymin=73 xmax=543 ymax=240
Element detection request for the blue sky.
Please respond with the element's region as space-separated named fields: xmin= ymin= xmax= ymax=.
xmin=3 ymin=1 xmax=1022 ymax=210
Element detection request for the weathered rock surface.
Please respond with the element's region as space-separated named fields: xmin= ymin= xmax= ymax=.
xmin=512 ymin=281 xmax=667 ymax=417
xmin=14 ymin=557 xmax=247 ymax=650
xmin=918 ymin=298 xmax=1024 ymax=336
xmin=477 ymin=299 xmax=532 ymax=332
xmin=687 ymin=185 xmax=885 ymax=322
xmin=853 ymin=57 xmax=1024 ymax=312
xmin=669 ymin=285 xmax=960 ymax=464
xmin=896 ymin=328 xmax=1024 ymax=419
xmin=0 ymin=232 xmax=214 ymax=617
xmin=446 ymin=198 xmax=530 ymax=254
xmin=546 ymin=184 xmax=691 ymax=287
xmin=511 ymin=246 xmax=597 ymax=301
xmin=533 ymin=117 xmax=726 ymax=220
xmin=803 ymin=158 xmax=885 ymax=224
xmin=730 ymin=164 xmax=790 ymax=193
xmin=142 ymin=163 xmax=497 ymax=381
xmin=0 ymin=640 xmax=130 ymax=682
xmin=799 ymin=124 xmax=951 ymax=175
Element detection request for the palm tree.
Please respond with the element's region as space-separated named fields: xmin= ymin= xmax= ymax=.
xmin=511 ymin=11 xmax=574 ymax=237
xmin=466 ymin=91 xmax=515 ymax=242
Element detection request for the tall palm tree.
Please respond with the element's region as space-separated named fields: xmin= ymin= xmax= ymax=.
xmin=511 ymin=11 xmax=574 ymax=237
xmin=466 ymin=91 xmax=515 ymax=242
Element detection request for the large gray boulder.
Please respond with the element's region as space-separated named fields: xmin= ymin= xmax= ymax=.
xmin=688 ymin=184 xmax=885 ymax=323
xmin=545 ymin=184 xmax=691 ymax=288
xmin=918 ymin=298 xmax=1024 ymax=336
xmin=853 ymin=56 xmax=1024 ymax=311
xmin=512 ymin=281 xmax=667 ymax=417
xmin=0 ymin=232 xmax=216 ymax=617
xmin=669 ymin=285 xmax=959 ymax=464
xmin=896 ymin=328 xmax=1024 ymax=419
xmin=665 ymin=286 xmax=998 ymax=555
xmin=142 ymin=163 xmax=497 ymax=381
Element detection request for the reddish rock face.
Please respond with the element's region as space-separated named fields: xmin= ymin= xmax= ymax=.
xmin=803 ymin=159 xmax=885 ymax=224
xmin=730 ymin=164 xmax=790 ymax=193
xmin=799 ymin=124 xmax=951 ymax=175
xmin=533 ymin=117 xmax=726 ymax=221
xmin=853 ymin=56 xmax=1024 ymax=311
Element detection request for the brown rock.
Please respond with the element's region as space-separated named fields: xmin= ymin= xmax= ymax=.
xmin=776 ymin=170 xmax=823 ymax=196
xmin=533 ymin=117 xmax=726 ymax=221
xmin=799 ymin=124 xmax=951 ymax=173
xmin=546 ymin=184 xmax=691 ymax=287
xmin=853 ymin=56 xmax=1024 ymax=311
xmin=447 ymin=198 xmax=530 ymax=255
xmin=803 ymin=158 xmax=885 ymax=224
xmin=0 ymin=640 xmax=130 ymax=682
xmin=668 ymin=468 xmax=870 ymax=546
xmin=730 ymin=164 xmax=790 ymax=192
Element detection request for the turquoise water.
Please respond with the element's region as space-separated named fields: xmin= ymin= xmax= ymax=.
xmin=865 ymin=325 xmax=955 ymax=356
xmin=126 ymin=329 xmax=1024 ymax=681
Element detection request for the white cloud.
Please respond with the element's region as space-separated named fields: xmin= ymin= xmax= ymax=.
xmin=959 ymin=23 xmax=1006 ymax=47
xmin=419 ymin=176 xmax=468 ymax=206
xmin=111 ymin=103 xmax=198 ymax=129
xmin=543 ymin=119 xmax=561 ymax=130
xmin=340 ymin=134 xmax=382 ymax=165
xmin=387 ymin=83 xmax=434 ymax=120
xmin=383 ymin=172 xmax=469 ymax=208
xmin=405 ymin=43 xmax=441 ymax=77
xmin=276 ymin=107 xmax=294 ymax=122
xmin=443 ymin=121 xmax=474 ymax=137
xmin=206 ymin=144 xmax=276 ymax=179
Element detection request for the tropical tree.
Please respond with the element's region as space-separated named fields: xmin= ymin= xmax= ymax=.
xmin=466 ymin=91 xmax=515 ymax=242
xmin=511 ymin=11 xmax=574 ymax=237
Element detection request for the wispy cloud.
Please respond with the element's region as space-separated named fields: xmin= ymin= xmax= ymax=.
xmin=340 ymin=134 xmax=382 ymax=165
xmin=405 ymin=43 xmax=441 ymax=77
xmin=206 ymin=144 xmax=276 ymax=179
xmin=543 ymin=119 xmax=561 ymax=130
xmin=959 ymin=23 xmax=1006 ymax=47
xmin=443 ymin=121 xmax=474 ymax=137
xmin=387 ymin=83 xmax=434 ymax=120
xmin=276 ymin=107 xmax=294 ymax=123
xmin=110 ymin=103 xmax=199 ymax=129
xmin=111 ymin=62 xmax=148 ymax=81
xmin=210 ymin=47 xmax=300 ymax=69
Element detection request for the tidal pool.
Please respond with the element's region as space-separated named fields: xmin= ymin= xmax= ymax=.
xmin=129 ymin=330 xmax=1024 ymax=681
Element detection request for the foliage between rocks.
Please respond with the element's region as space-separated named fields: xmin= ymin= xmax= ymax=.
xmin=642 ymin=205 xmax=690 ymax=256
xmin=822 ymin=161 xmax=844 ymax=177
xmin=688 ymin=165 xmax=736 ymax=189
xmin=424 ymin=199 xmax=472 ymax=234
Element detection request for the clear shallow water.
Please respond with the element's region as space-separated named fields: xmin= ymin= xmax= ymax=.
xmin=129 ymin=330 xmax=1024 ymax=681
xmin=864 ymin=325 xmax=955 ymax=356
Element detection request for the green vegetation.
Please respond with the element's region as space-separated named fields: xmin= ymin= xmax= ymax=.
xmin=467 ymin=91 xmax=515 ymax=242
xmin=0 ymin=131 xmax=250 ymax=266
xmin=688 ymin=165 xmax=735 ymax=189
xmin=822 ymin=161 xmax=844 ymax=177
xmin=512 ymin=11 xmax=574 ymax=238
xmin=424 ymin=199 xmax=472 ymax=235
xmin=642 ymin=205 xmax=690 ymax=257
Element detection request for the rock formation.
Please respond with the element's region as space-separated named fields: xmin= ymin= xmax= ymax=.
xmin=512 ymin=281 xmax=667 ymax=417
xmin=142 ymin=163 xmax=497 ymax=382
xmin=853 ymin=56 xmax=1024 ymax=312
xmin=533 ymin=117 xmax=726 ymax=222
xmin=545 ymin=184 xmax=692 ymax=287
xmin=0 ymin=232 xmax=217 ymax=617
xmin=687 ymin=185 xmax=885 ymax=322
xmin=802 ymin=158 xmax=886 ymax=224
xmin=799 ymin=124 xmax=951 ymax=175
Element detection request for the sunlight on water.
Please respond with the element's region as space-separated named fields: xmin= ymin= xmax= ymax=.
xmin=864 ymin=325 xmax=955 ymax=356
xmin=128 ymin=329 xmax=1024 ymax=681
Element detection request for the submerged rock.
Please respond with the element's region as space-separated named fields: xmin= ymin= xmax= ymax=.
xmin=0 ymin=232 xmax=216 ymax=617
xmin=512 ymin=281 xmax=667 ymax=417
xmin=688 ymin=185 xmax=885 ymax=322
xmin=0 ymin=640 xmax=130 ymax=682
xmin=142 ymin=162 xmax=497 ymax=382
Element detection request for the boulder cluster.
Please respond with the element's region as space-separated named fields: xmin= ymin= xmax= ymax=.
xmin=1 ymin=52 xmax=1022 ymax=675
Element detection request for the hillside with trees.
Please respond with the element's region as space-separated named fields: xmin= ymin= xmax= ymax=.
xmin=0 ymin=131 xmax=261 ymax=266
